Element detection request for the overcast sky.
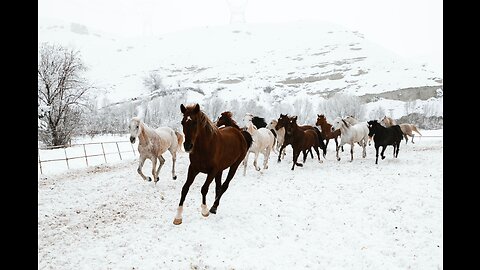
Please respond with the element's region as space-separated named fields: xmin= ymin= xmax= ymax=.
xmin=39 ymin=0 xmax=443 ymax=73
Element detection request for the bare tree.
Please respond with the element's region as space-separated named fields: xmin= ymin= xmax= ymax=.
xmin=38 ymin=43 xmax=93 ymax=146
xmin=292 ymin=98 xmax=315 ymax=124
xmin=368 ymin=106 xmax=386 ymax=120
xmin=318 ymin=94 xmax=365 ymax=120
xmin=143 ymin=71 xmax=165 ymax=93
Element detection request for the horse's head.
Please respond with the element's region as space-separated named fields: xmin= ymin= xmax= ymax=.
xmin=267 ymin=119 xmax=278 ymax=130
xmin=285 ymin=116 xmax=297 ymax=135
xmin=180 ymin=103 xmax=201 ymax=152
xmin=129 ymin=117 xmax=142 ymax=144
xmin=345 ymin=115 xmax=358 ymax=125
xmin=316 ymin=114 xmax=326 ymax=126
xmin=367 ymin=120 xmax=378 ymax=137
xmin=275 ymin=114 xmax=289 ymax=130
xmin=331 ymin=117 xmax=344 ymax=132
xmin=216 ymin=111 xmax=233 ymax=128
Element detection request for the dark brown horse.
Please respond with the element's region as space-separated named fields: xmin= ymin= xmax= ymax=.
xmin=215 ymin=111 xmax=241 ymax=130
xmin=315 ymin=114 xmax=343 ymax=152
xmin=275 ymin=114 xmax=326 ymax=163
xmin=284 ymin=116 xmax=323 ymax=170
xmin=173 ymin=104 xmax=253 ymax=225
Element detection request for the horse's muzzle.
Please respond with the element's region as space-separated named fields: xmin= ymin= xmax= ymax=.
xmin=184 ymin=142 xmax=193 ymax=152
xmin=130 ymin=136 xmax=136 ymax=144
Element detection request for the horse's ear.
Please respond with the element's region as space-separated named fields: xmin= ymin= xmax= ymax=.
xmin=293 ymin=116 xmax=297 ymax=120
xmin=317 ymin=114 xmax=320 ymax=117
xmin=180 ymin=104 xmax=186 ymax=114
xmin=193 ymin=103 xmax=200 ymax=114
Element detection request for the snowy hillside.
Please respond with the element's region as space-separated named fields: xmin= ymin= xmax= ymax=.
xmin=38 ymin=18 xmax=443 ymax=118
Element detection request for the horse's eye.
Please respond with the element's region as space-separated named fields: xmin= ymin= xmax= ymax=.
xmin=136 ymin=125 xmax=139 ymax=128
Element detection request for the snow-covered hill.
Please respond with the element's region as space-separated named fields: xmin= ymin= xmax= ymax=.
xmin=38 ymin=18 xmax=443 ymax=118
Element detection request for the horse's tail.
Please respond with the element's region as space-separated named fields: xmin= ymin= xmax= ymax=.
xmin=175 ymin=130 xmax=184 ymax=152
xmin=412 ymin=125 xmax=422 ymax=136
xmin=313 ymin=127 xmax=327 ymax=158
xmin=241 ymin=130 xmax=253 ymax=149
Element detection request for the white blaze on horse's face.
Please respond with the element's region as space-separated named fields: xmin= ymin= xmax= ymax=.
xmin=129 ymin=118 xmax=141 ymax=144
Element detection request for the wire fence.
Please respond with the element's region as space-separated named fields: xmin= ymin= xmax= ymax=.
xmin=38 ymin=141 xmax=137 ymax=175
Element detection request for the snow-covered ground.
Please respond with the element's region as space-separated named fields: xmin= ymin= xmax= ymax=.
xmin=38 ymin=130 xmax=442 ymax=269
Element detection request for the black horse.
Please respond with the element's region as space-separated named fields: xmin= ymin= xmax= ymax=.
xmin=367 ymin=120 xmax=403 ymax=164
xmin=251 ymin=116 xmax=267 ymax=129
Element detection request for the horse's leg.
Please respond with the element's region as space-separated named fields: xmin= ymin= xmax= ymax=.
xmin=200 ymin=171 xmax=217 ymax=217
xmin=151 ymin=157 xmax=158 ymax=182
xmin=243 ymin=152 xmax=249 ymax=176
xmin=136 ymin=156 xmax=150 ymax=181
xmin=210 ymin=159 xmax=242 ymax=214
xmin=263 ymin=147 xmax=271 ymax=170
xmin=404 ymin=134 xmax=408 ymax=144
xmin=396 ymin=142 xmax=400 ymax=158
xmin=154 ymin=155 xmax=166 ymax=183
xmin=380 ymin=145 xmax=386 ymax=160
xmin=362 ymin=139 xmax=367 ymax=158
xmin=173 ymin=165 xmax=200 ymax=225
xmin=302 ymin=149 xmax=308 ymax=163
xmin=411 ymin=133 xmax=415 ymax=144
xmin=375 ymin=145 xmax=379 ymax=164
xmin=278 ymin=143 xmax=287 ymax=162
xmin=253 ymin=150 xmax=261 ymax=171
xmin=349 ymin=143 xmax=354 ymax=162
xmin=336 ymin=144 xmax=341 ymax=161
xmin=309 ymin=147 xmax=313 ymax=159
xmin=292 ymin=149 xmax=302 ymax=170
xmin=214 ymin=171 xmax=223 ymax=198
xmin=169 ymin=149 xmax=177 ymax=180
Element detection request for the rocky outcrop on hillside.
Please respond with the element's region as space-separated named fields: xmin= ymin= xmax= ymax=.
xmin=396 ymin=113 xmax=443 ymax=129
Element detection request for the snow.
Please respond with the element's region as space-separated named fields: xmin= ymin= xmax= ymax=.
xmin=38 ymin=130 xmax=442 ymax=269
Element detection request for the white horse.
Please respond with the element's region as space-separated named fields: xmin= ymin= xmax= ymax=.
xmin=345 ymin=115 xmax=374 ymax=146
xmin=266 ymin=119 xmax=286 ymax=160
xmin=242 ymin=113 xmax=276 ymax=175
xmin=331 ymin=117 xmax=369 ymax=162
xmin=129 ymin=117 xmax=183 ymax=182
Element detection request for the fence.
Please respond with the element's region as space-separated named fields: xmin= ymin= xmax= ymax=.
xmin=38 ymin=141 xmax=137 ymax=175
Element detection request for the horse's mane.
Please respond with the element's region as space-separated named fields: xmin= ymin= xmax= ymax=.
xmin=220 ymin=111 xmax=240 ymax=129
xmin=252 ymin=116 xmax=267 ymax=128
xmin=194 ymin=107 xmax=219 ymax=136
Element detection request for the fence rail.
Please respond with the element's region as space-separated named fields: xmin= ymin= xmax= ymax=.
xmin=38 ymin=141 xmax=137 ymax=174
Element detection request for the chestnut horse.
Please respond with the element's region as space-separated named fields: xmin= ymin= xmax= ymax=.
xmin=275 ymin=114 xmax=326 ymax=164
xmin=315 ymin=114 xmax=342 ymax=152
xmin=173 ymin=104 xmax=253 ymax=225
xmin=284 ymin=116 xmax=324 ymax=170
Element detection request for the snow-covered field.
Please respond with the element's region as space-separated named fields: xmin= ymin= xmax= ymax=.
xmin=38 ymin=130 xmax=442 ymax=269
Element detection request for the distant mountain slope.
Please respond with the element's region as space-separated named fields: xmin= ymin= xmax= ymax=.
xmin=38 ymin=18 xmax=442 ymax=118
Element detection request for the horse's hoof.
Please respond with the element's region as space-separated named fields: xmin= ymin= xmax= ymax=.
xmin=296 ymin=163 xmax=303 ymax=167
xmin=147 ymin=177 xmax=152 ymax=182
xmin=155 ymin=177 xmax=159 ymax=182
xmin=173 ymin=175 xmax=177 ymax=180
xmin=381 ymin=156 xmax=385 ymax=160
xmin=256 ymin=167 xmax=261 ymax=171
xmin=277 ymin=159 xmax=281 ymax=163
xmin=209 ymin=208 xmax=217 ymax=214
xmin=337 ymin=158 xmax=341 ymax=161
xmin=202 ymin=212 xmax=209 ymax=217
xmin=173 ymin=218 xmax=182 ymax=225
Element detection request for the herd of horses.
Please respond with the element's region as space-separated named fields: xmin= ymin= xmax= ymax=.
xmin=128 ymin=103 xmax=423 ymax=225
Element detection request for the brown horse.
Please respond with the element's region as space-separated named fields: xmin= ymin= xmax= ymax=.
xmin=315 ymin=114 xmax=343 ymax=152
xmin=381 ymin=116 xmax=422 ymax=144
xmin=173 ymin=104 xmax=253 ymax=225
xmin=284 ymin=116 xmax=323 ymax=170
xmin=275 ymin=114 xmax=326 ymax=164
xmin=215 ymin=111 xmax=241 ymax=130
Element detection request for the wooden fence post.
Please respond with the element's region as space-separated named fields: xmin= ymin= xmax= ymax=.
xmin=83 ymin=144 xmax=88 ymax=166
